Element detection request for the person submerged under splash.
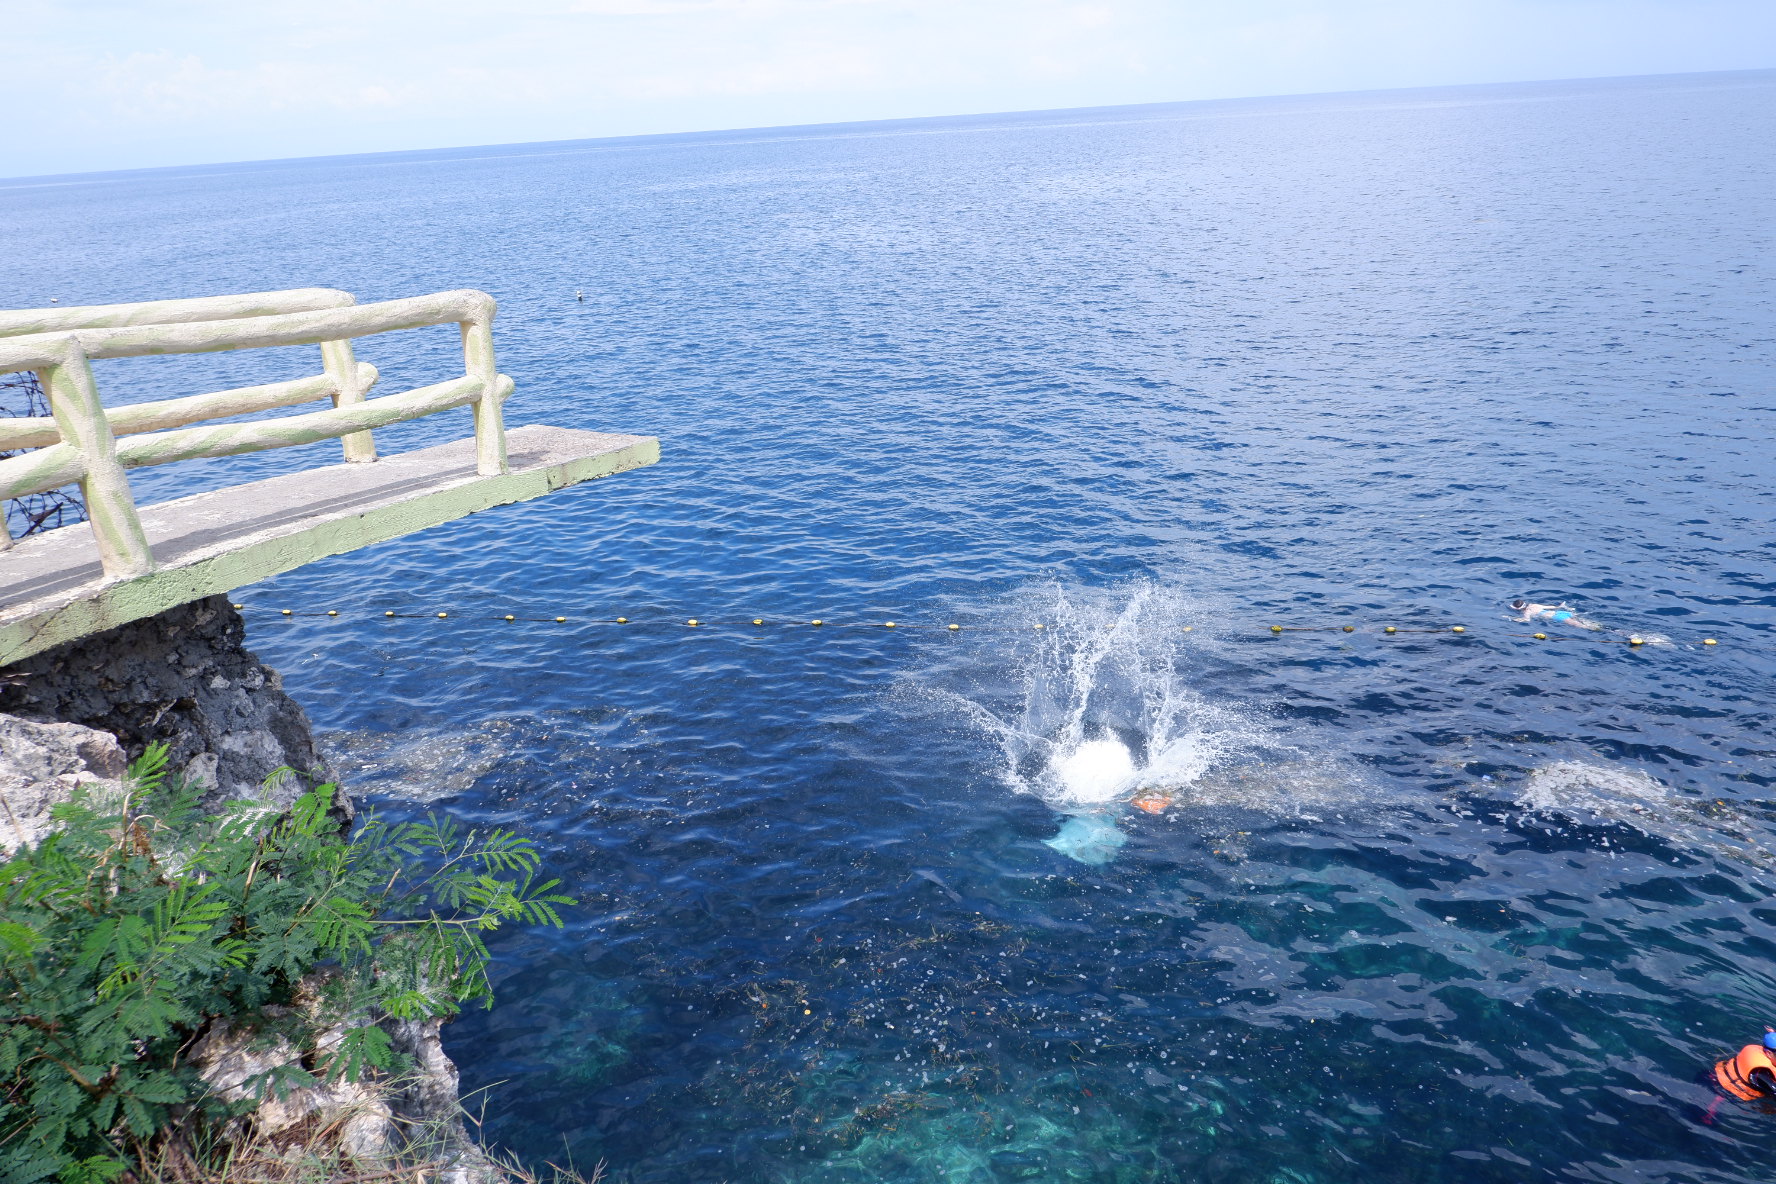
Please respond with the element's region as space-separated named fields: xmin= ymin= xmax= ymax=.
xmin=1510 ymin=599 xmax=1603 ymax=630
xmin=1714 ymin=1030 xmax=1776 ymax=1101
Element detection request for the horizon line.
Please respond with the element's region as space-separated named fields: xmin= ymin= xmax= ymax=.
xmin=5 ymin=64 xmax=1773 ymax=189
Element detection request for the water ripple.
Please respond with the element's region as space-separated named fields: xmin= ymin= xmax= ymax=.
xmin=5 ymin=70 xmax=1776 ymax=1184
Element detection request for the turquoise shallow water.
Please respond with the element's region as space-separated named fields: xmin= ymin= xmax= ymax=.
xmin=4 ymin=69 xmax=1776 ymax=1183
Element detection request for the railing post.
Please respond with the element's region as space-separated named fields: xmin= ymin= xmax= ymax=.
xmin=460 ymin=314 xmax=507 ymax=476
xmin=39 ymin=347 xmax=153 ymax=579
xmin=320 ymin=338 xmax=376 ymax=462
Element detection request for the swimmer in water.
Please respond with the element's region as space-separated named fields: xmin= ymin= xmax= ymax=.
xmin=1510 ymin=599 xmax=1603 ymax=630
xmin=1713 ymin=1029 xmax=1776 ymax=1101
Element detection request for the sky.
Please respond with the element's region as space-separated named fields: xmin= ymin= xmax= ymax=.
xmin=8 ymin=0 xmax=1776 ymax=177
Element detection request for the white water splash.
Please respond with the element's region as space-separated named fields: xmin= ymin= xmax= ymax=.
xmin=912 ymin=581 xmax=1362 ymax=863
xmin=983 ymin=584 xmax=1248 ymax=807
xmin=1052 ymin=739 xmax=1137 ymax=804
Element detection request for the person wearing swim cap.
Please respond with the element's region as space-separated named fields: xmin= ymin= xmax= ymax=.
xmin=1713 ymin=1029 xmax=1776 ymax=1100
xmin=1510 ymin=598 xmax=1602 ymax=630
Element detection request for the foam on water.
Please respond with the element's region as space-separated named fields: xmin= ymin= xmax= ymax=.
xmin=1518 ymin=759 xmax=1672 ymax=818
xmin=323 ymin=722 xmax=523 ymax=803
xmin=1517 ymin=758 xmax=1773 ymax=869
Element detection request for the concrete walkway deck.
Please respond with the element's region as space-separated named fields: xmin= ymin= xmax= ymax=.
xmin=1 ymin=425 xmax=657 ymax=665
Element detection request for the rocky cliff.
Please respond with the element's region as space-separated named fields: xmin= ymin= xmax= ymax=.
xmin=0 ymin=596 xmax=498 ymax=1182
xmin=1 ymin=594 xmax=330 ymax=809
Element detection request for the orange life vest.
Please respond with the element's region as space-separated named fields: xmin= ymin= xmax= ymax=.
xmin=1713 ymin=1044 xmax=1776 ymax=1101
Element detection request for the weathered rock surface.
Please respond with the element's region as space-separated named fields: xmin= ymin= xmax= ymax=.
xmin=190 ymin=1015 xmax=397 ymax=1161
xmin=385 ymin=1015 xmax=506 ymax=1184
xmin=189 ymin=995 xmax=503 ymax=1179
xmin=0 ymin=595 xmax=335 ymax=810
xmin=0 ymin=714 xmax=126 ymax=853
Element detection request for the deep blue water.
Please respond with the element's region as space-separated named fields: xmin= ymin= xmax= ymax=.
xmin=6 ymin=70 xmax=1776 ymax=1184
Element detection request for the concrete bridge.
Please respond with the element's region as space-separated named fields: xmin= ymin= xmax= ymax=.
xmin=0 ymin=288 xmax=657 ymax=665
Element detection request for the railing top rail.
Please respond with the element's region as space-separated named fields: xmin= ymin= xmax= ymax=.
xmin=0 ymin=290 xmax=495 ymax=375
xmin=0 ymin=283 xmax=514 ymax=574
xmin=0 ymin=288 xmax=356 ymax=339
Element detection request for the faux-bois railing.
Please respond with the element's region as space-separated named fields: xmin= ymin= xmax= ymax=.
xmin=0 ymin=288 xmax=513 ymax=581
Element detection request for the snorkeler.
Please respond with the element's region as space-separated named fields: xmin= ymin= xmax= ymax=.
xmin=1712 ymin=1030 xmax=1776 ymax=1101
xmin=1510 ymin=599 xmax=1603 ymax=630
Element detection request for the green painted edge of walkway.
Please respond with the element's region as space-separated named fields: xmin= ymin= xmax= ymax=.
xmin=1 ymin=435 xmax=659 ymax=666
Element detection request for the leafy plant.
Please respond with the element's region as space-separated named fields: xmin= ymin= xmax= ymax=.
xmin=0 ymin=745 xmax=574 ymax=1183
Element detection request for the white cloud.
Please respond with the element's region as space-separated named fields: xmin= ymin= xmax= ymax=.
xmin=7 ymin=0 xmax=1775 ymax=175
xmin=89 ymin=52 xmax=416 ymax=118
xmin=559 ymin=1 xmax=892 ymax=12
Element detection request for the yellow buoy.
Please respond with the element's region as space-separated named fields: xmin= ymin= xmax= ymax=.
xmin=754 ymin=618 xmax=764 ymax=626
xmin=437 ymin=612 xmax=448 ymax=619
xmin=505 ymin=615 xmax=515 ymax=621
xmin=232 ymin=603 xmax=244 ymax=610
xmin=1181 ymin=626 xmax=1192 ymax=632
xmin=1451 ymin=626 xmax=1465 ymax=633
xmin=1703 ymin=638 xmax=1718 ymax=645
xmin=949 ymin=624 xmax=961 ymax=631
xmin=1035 ymin=623 xmax=1045 ymax=630
xmin=555 ymin=616 xmax=567 ymax=623
xmin=1384 ymin=626 xmax=1397 ymax=634
xmin=884 ymin=621 xmax=896 ymax=628
xmin=1341 ymin=625 xmax=1355 ymax=633
xmin=812 ymin=619 xmax=823 ymax=626
xmin=1533 ymin=632 xmax=1547 ymax=640
xmin=688 ymin=619 xmax=699 ymax=626
xmin=617 ymin=617 xmax=628 ymax=623
xmin=327 ymin=610 xmax=338 ymax=617
xmin=1270 ymin=625 xmax=1283 ymax=633
xmin=281 ymin=609 xmax=292 ymax=616
xmin=385 ymin=611 xmax=395 ymax=617
xmin=1628 ymin=636 xmax=1644 ymax=646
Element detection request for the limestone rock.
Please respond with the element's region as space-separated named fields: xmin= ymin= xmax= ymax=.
xmin=384 ymin=1014 xmax=507 ymax=1184
xmin=189 ymin=1017 xmax=397 ymax=1160
xmin=186 ymin=973 xmax=502 ymax=1179
xmin=0 ymin=714 xmax=126 ymax=853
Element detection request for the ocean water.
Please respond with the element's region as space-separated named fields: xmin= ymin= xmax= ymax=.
xmin=5 ymin=70 xmax=1776 ymax=1183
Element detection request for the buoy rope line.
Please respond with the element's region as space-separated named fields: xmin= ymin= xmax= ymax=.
xmin=231 ymin=605 xmax=1731 ymax=649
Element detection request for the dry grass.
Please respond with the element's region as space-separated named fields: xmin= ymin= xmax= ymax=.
xmin=122 ymin=1099 xmax=604 ymax=1184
